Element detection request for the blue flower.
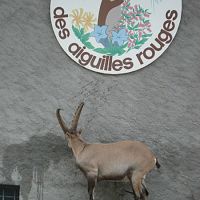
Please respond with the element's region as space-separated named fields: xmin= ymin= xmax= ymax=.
xmin=90 ymin=25 xmax=108 ymax=43
xmin=112 ymin=29 xmax=128 ymax=46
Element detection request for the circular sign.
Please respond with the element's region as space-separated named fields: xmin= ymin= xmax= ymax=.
xmin=50 ymin=0 xmax=182 ymax=74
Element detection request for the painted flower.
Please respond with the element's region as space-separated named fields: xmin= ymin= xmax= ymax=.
xmin=70 ymin=8 xmax=85 ymax=27
xmin=111 ymin=0 xmax=153 ymax=50
xmin=112 ymin=29 xmax=128 ymax=46
xmin=82 ymin=12 xmax=96 ymax=31
xmin=90 ymin=25 xmax=108 ymax=43
xmin=122 ymin=0 xmax=131 ymax=7
xmin=128 ymin=38 xmax=136 ymax=48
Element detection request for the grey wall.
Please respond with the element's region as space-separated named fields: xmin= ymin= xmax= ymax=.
xmin=0 ymin=0 xmax=200 ymax=200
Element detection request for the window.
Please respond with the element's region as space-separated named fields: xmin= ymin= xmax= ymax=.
xmin=0 ymin=185 xmax=20 ymax=200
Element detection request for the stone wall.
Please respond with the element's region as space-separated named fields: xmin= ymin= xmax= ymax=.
xmin=0 ymin=0 xmax=200 ymax=199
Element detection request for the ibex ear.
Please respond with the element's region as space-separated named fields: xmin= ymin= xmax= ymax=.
xmin=78 ymin=129 xmax=82 ymax=135
xmin=65 ymin=132 xmax=70 ymax=137
xmin=67 ymin=132 xmax=70 ymax=136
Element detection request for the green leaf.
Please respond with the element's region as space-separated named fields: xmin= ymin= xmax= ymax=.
xmin=122 ymin=43 xmax=128 ymax=48
xmin=94 ymin=48 xmax=109 ymax=54
xmin=142 ymin=34 xmax=152 ymax=38
xmin=127 ymin=48 xmax=133 ymax=52
xmin=135 ymin=39 xmax=140 ymax=45
xmin=134 ymin=45 xmax=141 ymax=49
xmin=72 ymin=25 xmax=81 ymax=39
xmin=137 ymin=38 xmax=149 ymax=45
xmin=81 ymin=33 xmax=90 ymax=42
xmin=83 ymin=41 xmax=95 ymax=49
xmin=128 ymin=25 xmax=133 ymax=30
xmin=118 ymin=49 xmax=126 ymax=56
xmin=143 ymin=19 xmax=150 ymax=23
xmin=72 ymin=25 xmax=94 ymax=49
xmin=133 ymin=23 xmax=139 ymax=30
xmin=80 ymin=28 xmax=84 ymax=35
xmin=110 ymin=46 xmax=126 ymax=56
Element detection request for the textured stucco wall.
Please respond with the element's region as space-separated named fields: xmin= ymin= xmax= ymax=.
xmin=0 ymin=0 xmax=200 ymax=200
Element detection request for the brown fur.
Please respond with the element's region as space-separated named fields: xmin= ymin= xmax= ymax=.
xmin=98 ymin=0 xmax=124 ymax=25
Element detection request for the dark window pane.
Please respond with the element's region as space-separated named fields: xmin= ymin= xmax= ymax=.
xmin=0 ymin=185 xmax=20 ymax=200
xmin=0 ymin=188 xmax=3 ymax=195
xmin=4 ymin=188 xmax=15 ymax=196
xmin=4 ymin=197 xmax=15 ymax=200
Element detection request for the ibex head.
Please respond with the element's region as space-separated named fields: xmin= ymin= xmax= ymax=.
xmin=56 ymin=102 xmax=84 ymax=148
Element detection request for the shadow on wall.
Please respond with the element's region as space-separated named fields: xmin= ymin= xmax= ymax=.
xmin=1 ymin=133 xmax=133 ymax=200
xmin=1 ymin=133 xmax=70 ymax=200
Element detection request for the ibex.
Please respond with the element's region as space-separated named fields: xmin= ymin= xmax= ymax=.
xmin=56 ymin=102 xmax=160 ymax=200
xmin=98 ymin=0 xmax=124 ymax=26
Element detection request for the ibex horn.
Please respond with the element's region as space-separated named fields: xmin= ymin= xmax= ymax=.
xmin=56 ymin=109 xmax=69 ymax=133
xmin=70 ymin=102 xmax=84 ymax=132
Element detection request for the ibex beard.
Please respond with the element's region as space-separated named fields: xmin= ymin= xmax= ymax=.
xmin=56 ymin=102 xmax=160 ymax=200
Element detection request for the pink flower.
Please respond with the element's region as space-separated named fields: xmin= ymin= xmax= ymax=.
xmin=134 ymin=5 xmax=138 ymax=11
xmin=128 ymin=38 xmax=135 ymax=48
xmin=142 ymin=30 xmax=147 ymax=35
xmin=145 ymin=22 xmax=151 ymax=27
xmin=139 ymin=23 xmax=145 ymax=28
xmin=115 ymin=1 xmax=153 ymax=48
xmin=139 ymin=31 xmax=143 ymax=40
xmin=128 ymin=30 xmax=134 ymax=35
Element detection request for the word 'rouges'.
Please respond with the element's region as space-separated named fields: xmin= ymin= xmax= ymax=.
xmin=137 ymin=10 xmax=178 ymax=64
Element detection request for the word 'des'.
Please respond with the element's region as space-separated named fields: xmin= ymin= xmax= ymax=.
xmin=50 ymin=0 xmax=182 ymax=74
xmin=53 ymin=7 xmax=70 ymax=39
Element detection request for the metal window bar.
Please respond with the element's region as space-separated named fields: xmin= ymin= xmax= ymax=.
xmin=0 ymin=185 xmax=20 ymax=200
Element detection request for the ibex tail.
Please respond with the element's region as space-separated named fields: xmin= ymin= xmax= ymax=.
xmin=156 ymin=158 xmax=161 ymax=169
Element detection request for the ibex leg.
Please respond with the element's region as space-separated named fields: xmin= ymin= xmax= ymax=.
xmin=87 ymin=174 xmax=97 ymax=200
xmin=142 ymin=178 xmax=149 ymax=197
xmin=129 ymin=173 xmax=144 ymax=200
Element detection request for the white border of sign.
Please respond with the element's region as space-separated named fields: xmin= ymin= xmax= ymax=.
xmin=50 ymin=0 xmax=182 ymax=74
